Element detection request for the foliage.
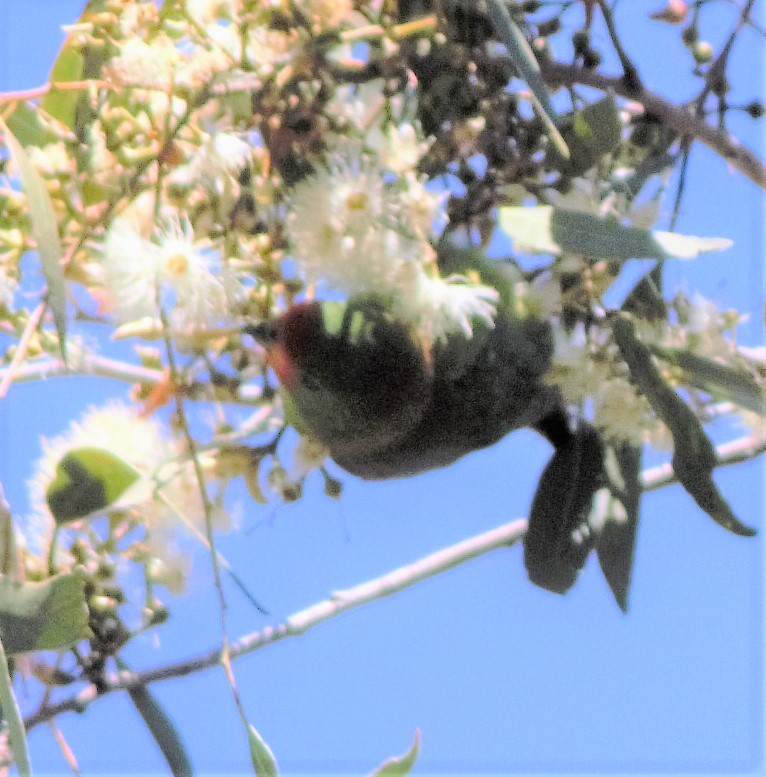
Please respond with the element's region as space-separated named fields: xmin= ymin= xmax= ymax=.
xmin=0 ymin=0 xmax=763 ymax=772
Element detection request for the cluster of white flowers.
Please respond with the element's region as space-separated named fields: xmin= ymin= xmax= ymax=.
xmin=101 ymin=213 xmax=243 ymax=331
xmin=549 ymin=324 xmax=668 ymax=447
xmin=287 ymin=145 xmax=498 ymax=342
xmin=26 ymin=403 xmax=228 ymax=575
xmin=105 ymin=36 xmax=182 ymax=92
xmin=187 ymin=132 xmax=253 ymax=185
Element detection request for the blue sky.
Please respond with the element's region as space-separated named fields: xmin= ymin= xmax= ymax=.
xmin=0 ymin=1 xmax=763 ymax=774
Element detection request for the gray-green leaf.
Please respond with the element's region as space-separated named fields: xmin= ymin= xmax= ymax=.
xmin=649 ymin=344 xmax=765 ymax=417
xmin=596 ymin=443 xmax=642 ymax=612
xmin=0 ymin=636 xmax=33 ymax=777
xmin=484 ymin=0 xmax=569 ymax=159
xmin=368 ymin=730 xmax=421 ymax=777
xmin=246 ymin=722 xmax=279 ymax=777
xmin=613 ymin=315 xmax=756 ymax=537
xmin=0 ymin=117 xmax=68 ymax=359
xmin=0 ymin=569 xmax=91 ymax=655
xmin=46 ymin=447 xmax=141 ymax=524
xmin=547 ymin=95 xmax=622 ymax=177
xmin=127 ymin=681 xmax=194 ymax=777
xmin=498 ymin=206 xmax=732 ymax=261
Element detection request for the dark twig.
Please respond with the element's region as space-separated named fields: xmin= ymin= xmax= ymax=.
xmin=540 ymin=61 xmax=766 ymax=189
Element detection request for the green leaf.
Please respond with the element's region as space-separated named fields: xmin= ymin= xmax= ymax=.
xmin=126 ymin=681 xmax=194 ymax=777
xmin=46 ymin=447 xmax=141 ymax=524
xmin=613 ymin=315 xmax=756 ymax=537
xmin=595 ymin=443 xmax=642 ymax=612
xmin=245 ymin=722 xmax=279 ymax=777
xmin=0 ymin=117 xmax=68 ymax=359
xmin=0 ymin=569 xmax=91 ymax=655
xmin=484 ymin=0 xmax=569 ymax=160
xmin=649 ymin=344 xmax=766 ymax=416
xmin=4 ymin=101 xmax=50 ymax=148
xmin=0 ymin=636 xmax=33 ymax=777
xmin=498 ymin=206 xmax=733 ymax=261
xmin=547 ymin=95 xmax=622 ymax=177
xmin=41 ymin=46 xmax=85 ymax=128
xmin=368 ymin=730 xmax=421 ymax=777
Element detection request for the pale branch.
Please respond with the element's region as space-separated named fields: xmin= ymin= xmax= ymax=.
xmin=539 ymin=61 xmax=766 ymax=190
xmin=0 ymin=353 xmax=264 ymax=405
xmin=640 ymin=433 xmax=766 ymax=491
xmin=22 ymin=431 xmax=766 ymax=731
xmin=23 ymin=519 xmax=530 ymax=730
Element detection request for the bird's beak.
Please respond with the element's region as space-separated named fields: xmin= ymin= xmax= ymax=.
xmin=243 ymin=321 xmax=279 ymax=345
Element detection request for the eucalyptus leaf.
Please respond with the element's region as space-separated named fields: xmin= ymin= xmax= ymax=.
xmin=46 ymin=447 xmax=142 ymax=524
xmin=498 ymin=206 xmax=733 ymax=261
xmin=484 ymin=0 xmax=569 ymax=159
xmin=596 ymin=443 xmax=642 ymax=612
xmin=613 ymin=315 xmax=756 ymax=537
xmin=246 ymin=722 xmax=279 ymax=777
xmin=650 ymin=344 xmax=765 ymax=416
xmin=547 ymin=95 xmax=622 ymax=177
xmin=0 ymin=117 xmax=68 ymax=359
xmin=368 ymin=730 xmax=421 ymax=777
xmin=41 ymin=45 xmax=85 ymax=128
xmin=0 ymin=569 xmax=91 ymax=655
xmin=0 ymin=637 xmax=32 ymax=777
xmin=126 ymin=681 xmax=194 ymax=777
xmin=4 ymin=101 xmax=50 ymax=148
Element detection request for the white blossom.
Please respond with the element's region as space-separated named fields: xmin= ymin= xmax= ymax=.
xmin=25 ymin=402 xmax=229 ymax=590
xmin=287 ymin=152 xmax=420 ymax=293
xmin=106 ymin=37 xmax=181 ymax=90
xmin=288 ymin=149 xmax=497 ymax=341
xmin=593 ymin=378 xmax=653 ymax=445
xmin=102 ymin=215 xmax=243 ymax=330
xmin=193 ymin=132 xmax=251 ymax=179
xmin=370 ymin=123 xmax=431 ymax=175
xmin=395 ymin=270 xmax=499 ymax=342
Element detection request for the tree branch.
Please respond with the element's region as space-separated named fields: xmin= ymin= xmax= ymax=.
xmin=540 ymin=61 xmax=766 ymax=190
xmin=640 ymin=433 xmax=766 ymax=491
xmin=22 ymin=431 xmax=766 ymax=731
xmin=22 ymin=431 xmax=766 ymax=729
xmin=0 ymin=352 xmax=264 ymax=405
xmin=24 ymin=518 xmax=529 ymax=730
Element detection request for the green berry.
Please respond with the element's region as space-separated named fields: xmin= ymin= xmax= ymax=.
xmin=693 ymin=41 xmax=713 ymax=64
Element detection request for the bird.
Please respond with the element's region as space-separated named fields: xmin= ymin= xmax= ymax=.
xmin=245 ymin=242 xmax=606 ymax=595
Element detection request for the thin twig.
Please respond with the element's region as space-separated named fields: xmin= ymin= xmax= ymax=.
xmin=24 ymin=518 xmax=529 ymax=730
xmin=158 ymin=308 xmax=229 ymax=640
xmin=0 ymin=352 xmax=265 ymax=404
xmin=0 ymin=302 xmax=46 ymax=399
xmin=597 ymin=1 xmax=641 ymax=91
xmin=695 ymin=0 xmax=756 ymax=114
xmin=641 ymin=433 xmax=766 ymax=491
xmin=541 ymin=61 xmax=766 ymax=189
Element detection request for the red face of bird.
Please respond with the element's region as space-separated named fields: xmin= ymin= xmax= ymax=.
xmin=245 ymin=302 xmax=322 ymax=390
